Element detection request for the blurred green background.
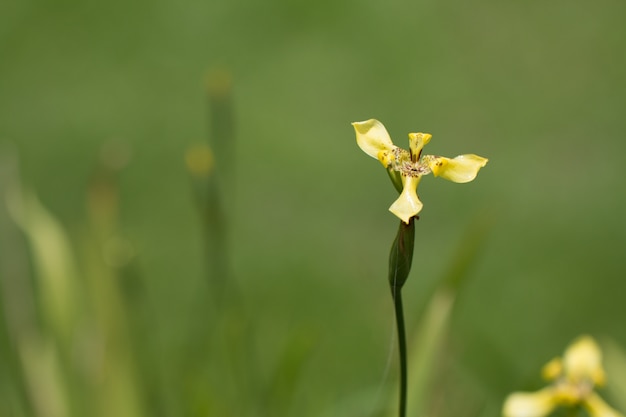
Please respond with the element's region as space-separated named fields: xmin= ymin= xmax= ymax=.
xmin=1 ymin=0 xmax=626 ymax=416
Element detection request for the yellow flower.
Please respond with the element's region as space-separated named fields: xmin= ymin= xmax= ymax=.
xmin=352 ymin=119 xmax=488 ymax=223
xmin=503 ymin=336 xmax=624 ymax=417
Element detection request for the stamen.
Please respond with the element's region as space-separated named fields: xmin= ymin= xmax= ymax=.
xmin=400 ymin=162 xmax=431 ymax=178
xmin=388 ymin=148 xmax=432 ymax=177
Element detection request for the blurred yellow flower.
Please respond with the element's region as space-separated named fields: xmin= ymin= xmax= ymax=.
xmin=352 ymin=119 xmax=488 ymax=223
xmin=503 ymin=336 xmax=624 ymax=417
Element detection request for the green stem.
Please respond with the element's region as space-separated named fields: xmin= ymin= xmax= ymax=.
xmin=391 ymin=288 xmax=407 ymax=417
xmin=388 ymin=218 xmax=415 ymax=417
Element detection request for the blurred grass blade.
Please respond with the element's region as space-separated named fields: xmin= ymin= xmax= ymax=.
xmin=602 ymin=338 xmax=626 ymax=411
xmin=206 ymin=69 xmax=236 ymax=187
xmin=185 ymin=143 xmax=230 ymax=300
xmin=6 ymin=187 xmax=78 ymax=346
xmin=5 ymin=182 xmax=76 ymax=416
xmin=0 ymin=275 xmax=32 ymax=417
xmin=185 ymin=69 xmax=237 ymax=305
xmin=441 ymin=209 xmax=494 ymax=292
xmin=19 ymin=335 xmax=69 ymax=417
xmin=0 ymin=146 xmax=37 ymax=416
xmin=82 ymin=144 xmax=146 ymax=417
xmin=406 ymin=288 xmax=455 ymax=417
xmin=265 ymin=330 xmax=316 ymax=416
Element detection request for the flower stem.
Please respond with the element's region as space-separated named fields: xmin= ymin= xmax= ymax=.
xmin=391 ymin=287 xmax=407 ymax=417
xmin=388 ymin=218 xmax=415 ymax=417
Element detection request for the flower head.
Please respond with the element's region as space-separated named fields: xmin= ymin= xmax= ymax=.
xmin=503 ymin=335 xmax=624 ymax=417
xmin=352 ymin=119 xmax=488 ymax=223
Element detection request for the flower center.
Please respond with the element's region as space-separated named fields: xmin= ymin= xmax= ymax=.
xmin=553 ymin=377 xmax=594 ymax=404
xmin=390 ymin=147 xmax=432 ymax=178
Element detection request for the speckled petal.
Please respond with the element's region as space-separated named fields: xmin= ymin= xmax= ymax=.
xmin=408 ymin=132 xmax=432 ymax=159
xmin=428 ymin=154 xmax=488 ymax=183
xmin=352 ymin=119 xmax=395 ymax=164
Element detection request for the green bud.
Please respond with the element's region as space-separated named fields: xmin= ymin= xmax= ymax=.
xmin=386 ymin=167 xmax=404 ymax=194
xmin=388 ymin=217 xmax=415 ymax=294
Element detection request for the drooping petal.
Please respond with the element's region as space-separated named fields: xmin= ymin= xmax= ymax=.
xmin=428 ymin=154 xmax=488 ymax=183
xmin=389 ymin=176 xmax=423 ymax=224
xmin=583 ymin=392 xmax=625 ymax=417
xmin=408 ymin=132 xmax=432 ymax=160
xmin=352 ymin=119 xmax=396 ymax=165
xmin=503 ymin=388 xmax=557 ymax=417
xmin=563 ymin=335 xmax=606 ymax=386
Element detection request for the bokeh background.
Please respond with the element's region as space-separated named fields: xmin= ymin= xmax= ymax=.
xmin=1 ymin=0 xmax=625 ymax=416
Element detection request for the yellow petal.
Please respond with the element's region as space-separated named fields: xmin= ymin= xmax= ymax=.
xmin=563 ymin=335 xmax=606 ymax=385
xmin=428 ymin=154 xmax=488 ymax=183
xmin=389 ymin=176 xmax=423 ymax=224
xmin=541 ymin=357 xmax=563 ymax=381
xmin=503 ymin=388 xmax=557 ymax=417
xmin=352 ymin=119 xmax=395 ymax=165
xmin=408 ymin=132 xmax=432 ymax=160
xmin=584 ymin=392 xmax=625 ymax=417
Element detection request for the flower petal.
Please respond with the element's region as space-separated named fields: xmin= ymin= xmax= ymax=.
xmin=563 ymin=335 xmax=606 ymax=385
xmin=503 ymin=388 xmax=557 ymax=417
xmin=389 ymin=176 xmax=423 ymax=224
xmin=408 ymin=132 xmax=432 ymax=160
xmin=541 ymin=357 xmax=563 ymax=381
xmin=352 ymin=119 xmax=395 ymax=164
xmin=583 ymin=392 xmax=625 ymax=417
xmin=428 ymin=154 xmax=488 ymax=183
